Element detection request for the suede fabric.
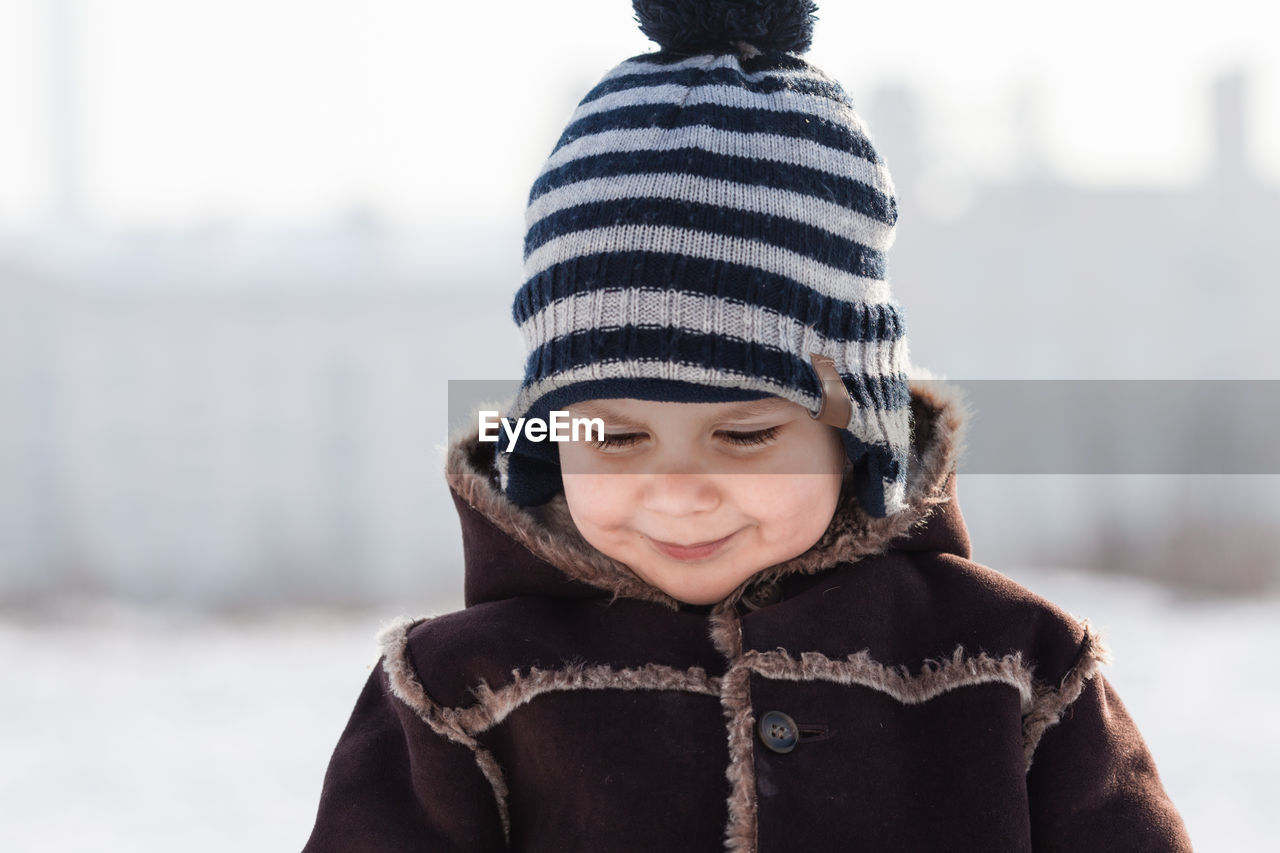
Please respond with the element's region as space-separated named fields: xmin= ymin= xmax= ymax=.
xmin=302 ymin=380 xmax=1192 ymax=852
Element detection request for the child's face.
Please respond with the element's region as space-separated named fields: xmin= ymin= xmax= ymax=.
xmin=558 ymin=396 xmax=846 ymax=605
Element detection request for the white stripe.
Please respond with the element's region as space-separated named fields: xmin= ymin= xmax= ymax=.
xmin=567 ymin=82 xmax=871 ymax=139
xmin=883 ymin=478 xmax=908 ymax=514
xmin=526 ymin=173 xmax=894 ymax=252
xmin=523 ymin=224 xmax=891 ymax=304
xmin=517 ymin=289 xmax=908 ymax=379
xmin=538 ymin=125 xmax=891 ymax=195
xmin=599 ymin=54 xmax=728 ymax=81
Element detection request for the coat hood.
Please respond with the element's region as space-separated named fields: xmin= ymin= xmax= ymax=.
xmin=444 ymin=378 xmax=973 ymax=611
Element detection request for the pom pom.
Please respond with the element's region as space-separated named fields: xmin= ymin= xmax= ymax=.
xmin=633 ymin=0 xmax=818 ymax=57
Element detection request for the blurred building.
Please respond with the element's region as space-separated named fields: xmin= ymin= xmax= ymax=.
xmin=1 ymin=71 xmax=1276 ymax=606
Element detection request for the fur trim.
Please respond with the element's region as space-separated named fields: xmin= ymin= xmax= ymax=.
xmin=710 ymin=594 xmax=1042 ymax=853
xmin=708 ymin=599 xmax=744 ymax=659
xmin=471 ymin=749 xmax=511 ymax=844
xmin=1021 ymin=621 xmax=1113 ymax=771
xmin=718 ymin=629 xmax=1032 ymax=853
xmin=378 ymin=617 xmax=729 ymax=843
xmin=454 ymin=662 xmax=721 ymax=734
xmin=378 ymin=618 xmax=512 ymax=843
xmin=444 ymin=378 xmax=972 ymax=607
xmin=379 ymin=616 xmax=721 ymax=739
xmin=732 ymin=377 xmax=971 ymax=597
xmin=445 ymin=418 xmax=684 ymax=610
xmin=741 ymin=646 xmax=1035 ymax=710
xmin=720 ymin=662 xmax=759 ymax=853
xmin=380 ymin=612 xmax=1105 ymax=850
xmin=377 ymin=617 xmax=476 ymax=747
xmin=710 ymin=601 xmax=755 ymax=851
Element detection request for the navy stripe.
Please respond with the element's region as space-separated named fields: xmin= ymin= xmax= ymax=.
xmin=513 ymin=379 xmax=776 ymax=441
xmin=530 ymin=147 xmax=896 ymax=225
xmin=738 ymin=52 xmax=814 ymax=74
xmin=523 ymin=327 xmax=818 ymax=394
xmin=523 ymin=197 xmax=885 ymax=278
xmin=622 ymin=51 xmax=814 ymax=75
xmin=580 ymin=66 xmax=854 ymax=111
xmin=522 ymin=325 xmax=909 ymax=412
xmin=512 ymin=252 xmax=906 ymax=344
xmin=549 ymin=102 xmax=881 ymax=165
xmin=839 ymin=371 xmax=912 ymax=412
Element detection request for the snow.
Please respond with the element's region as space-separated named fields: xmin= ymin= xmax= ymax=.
xmin=0 ymin=602 xmax=398 ymax=852
xmin=1 ymin=571 xmax=1275 ymax=852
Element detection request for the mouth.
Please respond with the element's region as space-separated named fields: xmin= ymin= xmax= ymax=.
xmin=646 ymin=530 xmax=740 ymax=562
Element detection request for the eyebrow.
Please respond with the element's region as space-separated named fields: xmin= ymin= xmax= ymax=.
xmin=566 ymin=398 xmax=791 ymax=425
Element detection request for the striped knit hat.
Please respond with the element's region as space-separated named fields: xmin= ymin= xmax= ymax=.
xmin=498 ymin=0 xmax=913 ymax=518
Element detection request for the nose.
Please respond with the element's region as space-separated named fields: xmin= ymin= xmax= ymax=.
xmin=642 ymin=471 xmax=721 ymax=516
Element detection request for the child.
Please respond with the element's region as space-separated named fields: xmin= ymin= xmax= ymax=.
xmin=303 ymin=2 xmax=1191 ymax=849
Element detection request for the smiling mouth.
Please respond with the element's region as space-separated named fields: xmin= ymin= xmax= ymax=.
xmin=647 ymin=531 xmax=739 ymax=561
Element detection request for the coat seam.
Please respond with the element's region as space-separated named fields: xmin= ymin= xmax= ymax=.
xmin=1020 ymin=620 xmax=1112 ymax=771
xmin=741 ymin=646 xmax=1036 ymax=710
xmin=378 ymin=616 xmax=731 ymax=847
xmin=713 ymin=601 xmax=756 ymax=852
xmin=377 ymin=617 xmax=513 ymax=846
xmin=458 ymin=661 xmax=723 ymax=733
xmin=713 ymin=599 xmax=1103 ymax=852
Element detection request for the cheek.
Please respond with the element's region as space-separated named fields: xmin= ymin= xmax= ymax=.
xmin=739 ymin=475 xmax=842 ymax=538
xmin=561 ymin=473 xmax=635 ymax=534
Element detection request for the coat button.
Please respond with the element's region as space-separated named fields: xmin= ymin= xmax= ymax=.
xmin=757 ymin=710 xmax=799 ymax=754
xmin=741 ymin=581 xmax=782 ymax=611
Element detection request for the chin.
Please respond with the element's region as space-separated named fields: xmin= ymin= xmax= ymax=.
xmin=618 ymin=544 xmax=759 ymax=606
xmin=651 ymin=573 xmax=742 ymax=606
xmin=671 ymin=589 xmax=726 ymax=606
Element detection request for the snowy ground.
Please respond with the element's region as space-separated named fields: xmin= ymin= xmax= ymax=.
xmin=1 ymin=569 xmax=1275 ymax=852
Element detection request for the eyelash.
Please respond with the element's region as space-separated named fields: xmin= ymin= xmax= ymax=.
xmin=590 ymin=426 xmax=782 ymax=450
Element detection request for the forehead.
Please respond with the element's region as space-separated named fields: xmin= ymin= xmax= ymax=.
xmin=566 ymin=397 xmax=795 ymax=423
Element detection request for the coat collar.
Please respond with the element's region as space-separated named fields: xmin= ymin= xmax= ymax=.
xmin=445 ymin=378 xmax=973 ymax=611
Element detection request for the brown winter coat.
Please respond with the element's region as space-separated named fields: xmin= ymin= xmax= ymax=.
xmin=302 ymin=380 xmax=1192 ymax=852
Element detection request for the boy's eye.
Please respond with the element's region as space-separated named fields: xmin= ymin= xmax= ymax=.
xmin=716 ymin=425 xmax=782 ymax=447
xmin=587 ymin=426 xmax=782 ymax=451
xmin=590 ymin=432 xmax=646 ymax=450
